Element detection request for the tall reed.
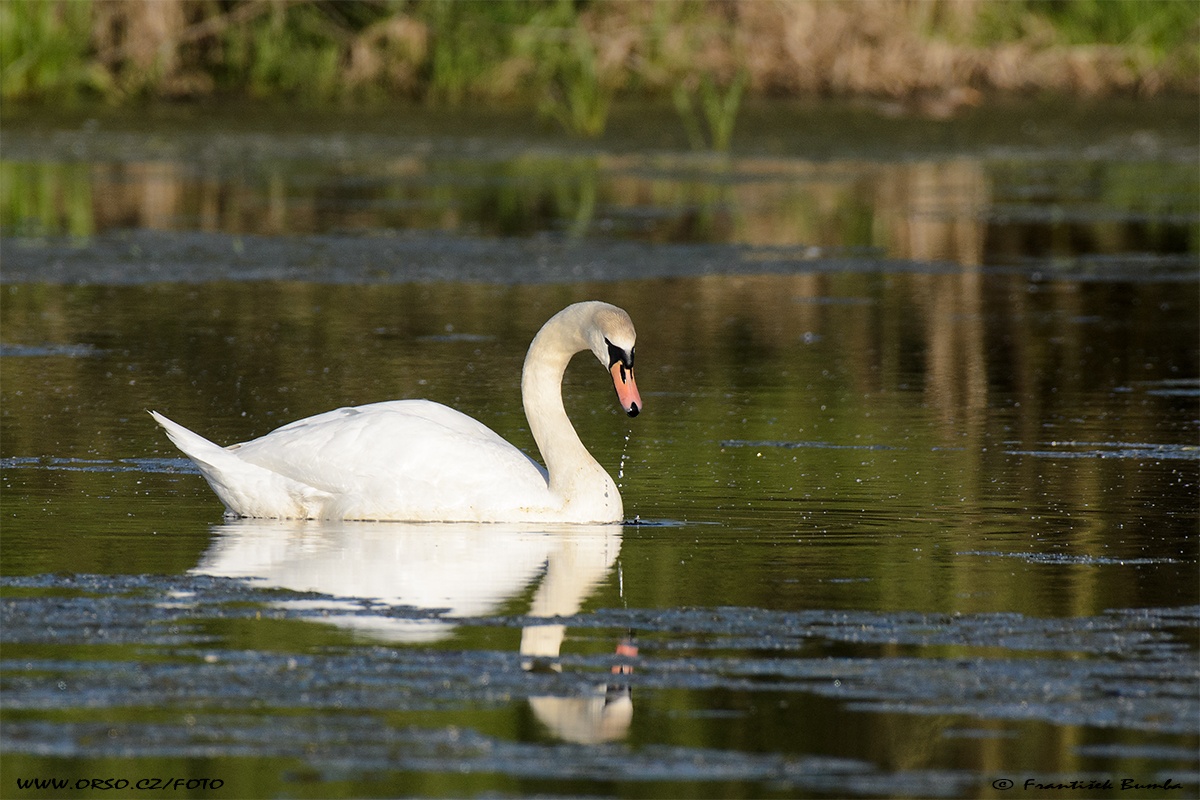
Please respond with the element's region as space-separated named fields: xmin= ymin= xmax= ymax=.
xmin=673 ymin=71 xmax=748 ymax=151
xmin=1 ymin=0 xmax=106 ymax=100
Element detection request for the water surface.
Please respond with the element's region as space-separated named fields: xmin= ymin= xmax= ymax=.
xmin=1 ymin=99 xmax=1197 ymax=799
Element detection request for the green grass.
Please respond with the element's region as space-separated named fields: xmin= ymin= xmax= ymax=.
xmin=528 ymin=25 xmax=617 ymax=137
xmin=975 ymin=0 xmax=1199 ymax=54
xmin=673 ymin=71 xmax=747 ymax=152
xmin=0 ymin=0 xmax=109 ymax=100
xmin=218 ymin=2 xmax=346 ymax=100
xmin=1 ymin=0 xmax=1195 ymax=134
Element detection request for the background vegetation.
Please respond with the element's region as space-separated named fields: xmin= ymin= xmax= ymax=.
xmin=3 ymin=0 xmax=1197 ymax=135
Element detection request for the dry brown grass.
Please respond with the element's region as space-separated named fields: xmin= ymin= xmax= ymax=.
xmin=9 ymin=0 xmax=1197 ymax=104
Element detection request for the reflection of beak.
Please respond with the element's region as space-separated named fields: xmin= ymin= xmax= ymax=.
xmin=609 ymin=363 xmax=641 ymax=417
xmin=612 ymin=637 xmax=638 ymax=675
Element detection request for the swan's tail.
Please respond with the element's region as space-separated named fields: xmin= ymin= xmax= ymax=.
xmin=149 ymin=411 xmax=328 ymax=518
xmin=150 ymin=410 xmax=229 ymax=469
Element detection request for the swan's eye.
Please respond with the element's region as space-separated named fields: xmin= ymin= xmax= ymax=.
xmin=605 ymin=337 xmax=633 ymax=369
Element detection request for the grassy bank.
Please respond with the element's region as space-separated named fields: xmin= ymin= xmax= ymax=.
xmin=2 ymin=0 xmax=1197 ymax=135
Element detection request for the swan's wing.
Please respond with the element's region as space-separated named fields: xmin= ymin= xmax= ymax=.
xmin=151 ymin=410 xmax=334 ymax=518
xmin=230 ymin=400 xmax=551 ymax=520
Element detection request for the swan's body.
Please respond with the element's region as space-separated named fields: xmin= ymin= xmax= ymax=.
xmin=152 ymin=301 xmax=640 ymax=523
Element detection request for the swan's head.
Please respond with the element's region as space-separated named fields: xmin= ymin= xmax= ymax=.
xmin=588 ymin=304 xmax=641 ymax=418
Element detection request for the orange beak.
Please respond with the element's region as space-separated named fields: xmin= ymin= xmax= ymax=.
xmin=609 ymin=362 xmax=641 ymax=417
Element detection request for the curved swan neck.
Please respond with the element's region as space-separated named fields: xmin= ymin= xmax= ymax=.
xmin=521 ymin=305 xmax=599 ymax=493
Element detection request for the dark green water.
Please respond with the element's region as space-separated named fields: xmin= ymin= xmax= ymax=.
xmin=1 ymin=100 xmax=1197 ymax=799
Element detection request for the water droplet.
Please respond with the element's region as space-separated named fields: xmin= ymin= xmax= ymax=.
xmin=617 ymin=432 xmax=632 ymax=488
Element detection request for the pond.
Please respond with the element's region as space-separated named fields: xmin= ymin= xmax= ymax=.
xmin=1 ymin=98 xmax=1198 ymax=799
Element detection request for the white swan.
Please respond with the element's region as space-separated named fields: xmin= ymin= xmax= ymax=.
xmin=151 ymin=301 xmax=641 ymax=523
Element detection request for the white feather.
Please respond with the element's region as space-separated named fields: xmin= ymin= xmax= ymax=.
xmin=151 ymin=301 xmax=639 ymax=523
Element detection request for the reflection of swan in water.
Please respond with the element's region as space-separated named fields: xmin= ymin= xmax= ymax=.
xmin=192 ymin=519 xmax=633 ymax=742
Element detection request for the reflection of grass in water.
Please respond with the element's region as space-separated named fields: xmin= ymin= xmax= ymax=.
xmin=0 ymin=162 xmax=94 ymax=239
xmin=3 ymin=147 xmax=1191 ymax=261
xmin=987 ymin=159 xmax=1199 ymax=256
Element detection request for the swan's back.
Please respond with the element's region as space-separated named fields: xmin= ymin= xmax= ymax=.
xmin=165 ymin=400 xmax=551 ymax=521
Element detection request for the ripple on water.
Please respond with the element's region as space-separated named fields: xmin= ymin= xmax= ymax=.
xmin=958 ymin=550 xmax=1184 ymax=566
xmin=0 ymin=343 xmax=103 ymax=358
xmin=1 ymin=573 xmax=1195 ymax=792
xmin=0 ymin=456 xmax=197 ymax=474
xmin=1004 ymin=442 xmax=1200 ymax=460
xmin=721 ymin=439 xmax=896 ymax=451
